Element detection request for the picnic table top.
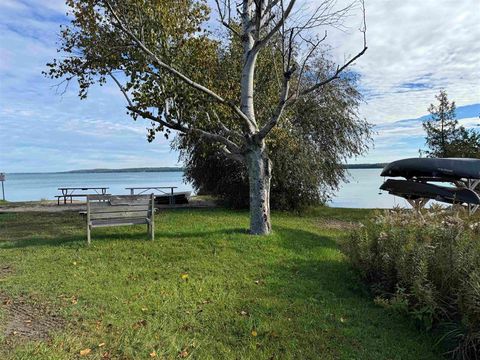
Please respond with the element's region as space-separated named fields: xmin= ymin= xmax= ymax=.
xmin=125 ymin=186 xmax=178 ymax=189
xmin=58 ymin=187 xmax=109 ymax=190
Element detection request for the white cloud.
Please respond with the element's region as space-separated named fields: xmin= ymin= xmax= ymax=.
xmin=1 ymin=0 xmax=479 ymax=172
xmin=322 ymin=0 xmax=480 ymax=123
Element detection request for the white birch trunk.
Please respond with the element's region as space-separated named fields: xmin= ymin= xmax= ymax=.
xmin=240 ymin=1 xmax=271 ymax=235
xmin=246 ymin=141 xmax=272 ymax=235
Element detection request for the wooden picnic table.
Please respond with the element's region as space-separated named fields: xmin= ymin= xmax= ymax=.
xmin=57 ymin=187 xmax=109 ymax=205
xmin=125 ymin=186 xmax=178 ymax=205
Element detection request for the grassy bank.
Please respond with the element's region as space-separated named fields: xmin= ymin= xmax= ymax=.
xmin=0 ymin=208 xmax=442 ymax=359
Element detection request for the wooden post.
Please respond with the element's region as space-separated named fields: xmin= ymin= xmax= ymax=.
xmin=0 ymin=173 xmax=5 ymax=201
xmin=86 ymin=198 xmax=91 ymax=245
xmin=150 ymin=193 xmax=155 ymax=241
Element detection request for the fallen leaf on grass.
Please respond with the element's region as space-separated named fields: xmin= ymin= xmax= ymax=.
xmin=150 ymin=351 xmax=157 ymax=358
xmin=3 ymin=298 xmax=12 ymax=306
xmin=179 ymin=349 xmax=189 ymax=358
xmin=98 ymin=342 xmax=106 ymax=347
xmin=240 ymin=310 xmax=248 ymax=316
xmin=132 ymin=319 xmax=147 ymax=329
xmin=251 ymin=330 xmax=258 ymax=337
xmin=79 ymin=348 xmax=92 ymax=356
xmin=181 ymin=273 xmax=189 ymax=280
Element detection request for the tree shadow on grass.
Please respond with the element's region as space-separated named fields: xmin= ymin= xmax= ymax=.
xmin=0 ymin=226 xmax=250 ymax=249
xmin=273 ymin=225 xmax=340 ymax=253
xmin=243 ymin=256 xmax=441 ymax=359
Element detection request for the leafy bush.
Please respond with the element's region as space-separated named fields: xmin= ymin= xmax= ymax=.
xmin=343 ymin=207 xmax=480 ymax=359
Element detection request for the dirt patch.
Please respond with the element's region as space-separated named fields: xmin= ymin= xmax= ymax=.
xmin=0 ymin=197 xmax=217 ymax=213
xmin=316 ymin=218 xmax=359 ymax=231
xmin=0 ymin=266 xmax=64 ymax=343
xmin=0 ymin=293 xmax=64 ymax=341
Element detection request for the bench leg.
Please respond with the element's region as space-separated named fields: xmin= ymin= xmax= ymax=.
xmin=87 ymin=224 xmax=91 ymax=245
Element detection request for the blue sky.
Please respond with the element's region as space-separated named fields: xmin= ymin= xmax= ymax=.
xmin=0 ymin=0 xmax=479 ymax=173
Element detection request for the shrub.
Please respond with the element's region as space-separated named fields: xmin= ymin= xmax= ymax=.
xmin=343 ymin=206 xmax=480 ymax=359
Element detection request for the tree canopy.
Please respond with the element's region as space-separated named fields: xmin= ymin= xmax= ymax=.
xmin=46 ymin=0 xmax=368 ymax=234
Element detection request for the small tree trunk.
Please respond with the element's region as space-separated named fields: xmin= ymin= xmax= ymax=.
xmin=246 ymin=141 xmax=272 ymax=235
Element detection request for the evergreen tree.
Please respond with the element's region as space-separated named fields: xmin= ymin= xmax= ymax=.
xmin=423 ymin=90 xmax=458 ymax=157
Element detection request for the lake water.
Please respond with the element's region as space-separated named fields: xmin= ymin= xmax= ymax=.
xmin=1 ymin=169 xmax=411 ymax=209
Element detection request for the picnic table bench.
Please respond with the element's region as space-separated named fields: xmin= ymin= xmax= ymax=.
xmin=56 ymin=187 xmax=109 ymax=205
xmin=86 ymin=194 xmax=155 ymax=244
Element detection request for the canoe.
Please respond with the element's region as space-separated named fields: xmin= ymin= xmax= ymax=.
xmin=380 ymin=158 xmax=480 ymax=180
xmin=154 ymin=191 xmax=191 ymax=205
xmin=380 ymin=179 xmax=480 ymax=205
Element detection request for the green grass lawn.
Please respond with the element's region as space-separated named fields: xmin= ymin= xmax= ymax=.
xmin=0 ymin=208 xmax=442 ymax=359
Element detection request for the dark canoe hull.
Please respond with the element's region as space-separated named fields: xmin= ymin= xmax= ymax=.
xmin=380 ymin=158 xmax=480 ymax=180
xmin=154 ymin=191 xmax=191 ymax=205
xmin=380 ymin=179 xmax=480 ymax=205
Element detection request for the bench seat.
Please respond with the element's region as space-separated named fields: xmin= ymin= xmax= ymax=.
xmin=86 ymin=194 xmax=155 ymax=244
xmin=90 ymin=218 xmax=151 ymax=227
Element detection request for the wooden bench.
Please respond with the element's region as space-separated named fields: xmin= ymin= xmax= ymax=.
xmin=86 ymin=194 xmax=155 ymax=244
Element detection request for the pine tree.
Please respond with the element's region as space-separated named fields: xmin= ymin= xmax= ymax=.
xmin=423 ymin=90 xmax=458 ymax=157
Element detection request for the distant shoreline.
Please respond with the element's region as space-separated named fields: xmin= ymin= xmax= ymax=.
xmin=6 ymin=164 xmax=387 ymax=175
xmin=343 ymin=163 xmax=387 ymax=169
xmin=62 ymin=167 xmax=185 ymax=174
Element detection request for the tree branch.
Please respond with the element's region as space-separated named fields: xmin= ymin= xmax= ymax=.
xmin=214 ymin=0 xmax=241 ymax=38
xmin=256 ymin=74 xmax=291 ymax=140
xmin=104 ymin=0 xmax=255 ymax=133
xmin=254 ymin=0 xmax=297 ymax=51
xmin=127 ymin=106 xmax=243 ymax=156
xmin=298 ymin=0 xmax=367 ymax=97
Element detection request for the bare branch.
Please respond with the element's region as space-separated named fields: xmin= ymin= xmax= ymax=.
xmin=207 ymin=111 xmax=243 ymax=139
xmin=128 ymin=106 xmax=243 ymax=155
xmin=108 ymin=71 xmax=133 ymax=108
xmin=256 ymin=75 xmax=291 ymax=140
xmin=214 ymin=0 xmax=241 ymax=38
xmin=298 ymin=0 xmax=367 ymax=97
xmin=254 ymin=0 xmax=297 ymax=51
xmin=220 ymin=146 xmax=246 ymax=162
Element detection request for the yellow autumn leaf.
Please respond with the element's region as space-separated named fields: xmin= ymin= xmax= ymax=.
xmin=79 ymin=348 xmax=91 ymax=356
xmin=149 ymin=350 xmax=157 ymax=358
xmin=181 ymin=273 xmax=189 ymax=280
xmin=251 ymin=330 xmax=257 ymax=337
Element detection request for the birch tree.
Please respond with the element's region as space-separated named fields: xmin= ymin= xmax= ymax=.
xmin=46 ymin=0 xmax=367 ymax=235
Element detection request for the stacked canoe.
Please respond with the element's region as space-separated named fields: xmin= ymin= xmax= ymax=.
xmin=379 ymin=158 xmax=480 ymax=209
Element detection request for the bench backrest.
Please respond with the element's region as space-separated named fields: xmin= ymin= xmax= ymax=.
xmin=87 ymin=194 xmax=154 ymax=221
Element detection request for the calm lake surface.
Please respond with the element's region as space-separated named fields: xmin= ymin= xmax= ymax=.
xmin=2 ymin=169 xmax=410 ymax=208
